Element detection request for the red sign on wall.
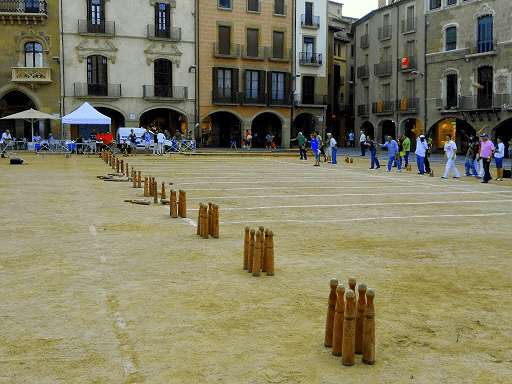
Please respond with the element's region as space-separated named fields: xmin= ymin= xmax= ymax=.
xmin=401 ymin=57 xmax=409 ymax=69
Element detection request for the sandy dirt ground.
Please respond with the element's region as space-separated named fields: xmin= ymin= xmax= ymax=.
xmin=1 ymin=150 xmax=511 ymax=384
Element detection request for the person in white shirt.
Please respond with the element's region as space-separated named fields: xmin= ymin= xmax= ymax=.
xmin=1 ymin=129 xmax=12 ymax=151
xmin=442 ymin=134 xmax=461 ymax=179
xmin=494 ymin=137 xmax=505 ymax=181
xmin=157 ymin=131 xmax=166 ymax=155
xmin=329 ymin=133 xmax=337 ymax=164
xmin=415 ymin=135 xmax=429 ymax=174
xmin=359 ymin=130 xmax=366 ymax=156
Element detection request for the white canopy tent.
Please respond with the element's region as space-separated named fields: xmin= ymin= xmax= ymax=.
xmin=62 ymin=102 xmax=111 ymax=125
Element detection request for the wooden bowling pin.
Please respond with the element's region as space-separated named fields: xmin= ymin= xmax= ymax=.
xmin=362 ymin=288 xmax=376 ymax=365
xmin=179 ymin=190 xmax=186 ymax=218
xmin=248 ymin=229 xmax=255 ymax=273
xmin=197 ymin=203 xmax=202 ymax=235
xmin=161 ymin=182 xmax=166 ymax=200
xmin=208 ymin=202 xmax=213 ymax=236
xmin=252 ymin=230 xmax=262 ymax=277
xmin=332 ymin=284 xmax=345 ymax=356
xmin=153 ymin=181 xmax=158 ymax=204
xmin=144 ymin=177 xmax=149 ymax=197
xmin=342 ymin=289 xmax=356 ymax=366
xmin=243 ymin=226 xmax=250 ymax=270
xmin=212 ymin=204 xmax=219 ymax=238
xmin=266 ymin=230 xmax=274 ymax=276
xmin=137 ymin=171 xmax=141 ymax=188
xmin=324 ymin=278 xmax=338 ymax=347
xmin=355 ymin=282 xmax=367 ymax=354
xmin=132 ymin=168 xmax=136 ymax=188
xmin=170 ymin=190 xmax=177 ymax=217
xmin=262 ymin=228 xmax=269 ymax=272
xmin=348 ymin=276 xmax=356 ymax=293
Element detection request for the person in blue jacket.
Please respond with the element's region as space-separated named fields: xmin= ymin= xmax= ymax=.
xmin=380 ymin=135 xmax=401 ymax=172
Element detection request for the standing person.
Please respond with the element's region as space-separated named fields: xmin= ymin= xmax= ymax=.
xmin=142 ymin=128 xmax=152 ymax=156
xmin=245 ymin=130 xmax=252 ymax=151
xmin=508 ymin=137 xmax=512 ymax=159
xmin=365 ymin=135 xmax=380 ymax=170
xmin=442 ymin=134 xmax=461 ymax=179
xmin=415 ymin=135 xmax=428 ymax=174
xmin=290 ymin=132 xmax=308 ymax=160
xmin=157 ymin=130 xmax=166 ymax=155
xmin=402 ymin=133 xmax=411 ymax=168
xmin=477 ymin=125 xmax=494 ymax=183
xmin=128 ymin=129 xmax=137 ymax=156
xmin=325 ymin=133 xmax=332 ymax=163
xmin=359 ymin=130 xmax=366 ymax=156
xmin=464 ymin=136 xmax=479 ymax=177
xmin=380 ymin=136 xmax=400 ymax=172
xmin=349 ymin=131 xmax=355 ymax=148
xmin=152 ymin=129 xmax=159 ymax=155
xmin=329 ymin=133 xmax=337 ymax=164
xmin=424 ymin=136 xmax=433 ymax=174
xmin=395 ymin=135 xmax=404 ymax=168
xmin=494 ymin=136 xmax=505 ymax=181
xmin=310 ymin=134 xmax=320 ymax=166
xmin=1 ymin=129 xmax=12 ymax=152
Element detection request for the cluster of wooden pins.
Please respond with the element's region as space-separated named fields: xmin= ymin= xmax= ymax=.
xmin=344 ymin=157 xmax=354 ymax=163
xmin=170 ymin=189 xmax=186 ymax=218
xmin=243 ymin=226 xmax=274 ymax=277
xmin=324 ymin=276 xmax=376 ymax=366
xmin=197 ymin=202 xmax=219 ymax=238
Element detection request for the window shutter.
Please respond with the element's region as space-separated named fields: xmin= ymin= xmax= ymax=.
xmin=232 ymin=68 xmax=239 ymax=101
xmin=212 ymin=67 xmax=218 ymax=101
xmin=258 ymin=70 xmax=265 ymax=103
xmin=267 ymin=71 xmax=273 ymax=101
xmin=284 ymin=72 xmax=291 ymax=104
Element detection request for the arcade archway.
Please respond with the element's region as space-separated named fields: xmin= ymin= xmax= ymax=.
xmin=140 ymin=108 xmax=187 ymax=140
xmin=201 ymin=112 xmax=241 ymax=147
xmin=251 ymin=112 xmax=283 ymax=148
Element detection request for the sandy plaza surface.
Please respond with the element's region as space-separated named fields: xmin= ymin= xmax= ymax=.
xmin=1 ymin=150 xmax=511 ymax=383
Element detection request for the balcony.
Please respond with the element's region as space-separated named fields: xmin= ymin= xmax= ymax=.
xmin=143 ymin=85 xmax=187 ymax=100
xmin=242 ymin=92 xmax=266 ymax=105
xmin=147 ymin=25 xmax=181 ymax=41
xmin=465 ymin=39 xmax=497 ymax=58
xmin=212 ymin=90 xmax=241 ymax=105
xmin=0 ymin=0 xmax=47 ymax=24
xmin=397 ymin=56 xmax=418 ymax=72
xmin=374 ymin=61 xmax=392 ymax=77
xmin=299 ymin=52 xmax=322 ymax=66
xmin=458 ymin=94 xmax=509 ymax=110
xmin=378 ymin=25 xmax=392 ymax=41
xmin=268 ymin=93 xmax=292 ymax=106
xmin=269 ymin=47 xmax=292 ymax=62
xmin=356 ymin=65 xmax=369 ymax=79
xmin=213 ymin=42 xmax=240 ymax=58
xmin=301 ymin=14 xmax=320 ymax=28
xmin=396 ymin=98 xmax=420 ymax=113
xmin=401 ymin=17 xmax=416 ymax=33
xmin=78 ymin=20 xmax=116 ymax=36
xmin=360 ymin=34 xmax=369 ymax=49
xmin=357 ymin=104 xmax=370 ymax=117
xmin=11 ymin=67 xmax=51 ymax=86
xmin=294 ymin=93 xmax=327 ymax=106
xmin=242 ymin=45 xmax=268 ymax=60
xmin=372 ymin=100 xmax=394 ymax=114
xmin=74 ymin=83 xmax=121 ymax=98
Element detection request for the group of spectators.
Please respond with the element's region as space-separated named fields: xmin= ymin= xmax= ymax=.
xmin=290 ymin=131 xmax=338 ymax=166
xmin=124 ymin=127 xmax=186 ymax=156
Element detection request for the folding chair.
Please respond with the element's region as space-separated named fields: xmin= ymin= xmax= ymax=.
xmin=105 ymin=140 xmax=117 ymax=154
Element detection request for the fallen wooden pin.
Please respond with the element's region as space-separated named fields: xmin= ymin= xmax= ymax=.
xmin=124 ymin=199 xmax=151 ymax=205
xmin=97 ymin=175 xmax=113 ymax=180
xmin=104 ymin=177 xmax=131 ymax=182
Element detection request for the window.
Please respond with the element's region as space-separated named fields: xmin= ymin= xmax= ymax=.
xmin=25 ymin=0 xmax=40 ymax=13
xmin=304 ymin=37 xmax=314 ymax=63
xmin=272 ymin=31 xmax=284 ymax=59
xmin=304 ymin=2 xmax=313 ymax=25
xmin=406 ymin=79 xmax=415 ymax=100
xmin=477 ymin=66 xmax=492 ymax=108
xmin=447 ymin=0 xmax=457 ymax=5
xmin=154 ymin=59 xmax=172 ymax=97
xmin=274 ymin=0 xmax=285 ymax=15
xmin=88 ymin=0 xmax=105 ymax=33
xmin=407 ymin=40 xmax=415 ymax=56
xmin=245 ymin=70 xmax=259 ymax=99
xmin=429 ymin=0 xmax=441 ymax=10
xmin=218 ymin=25 xmax=231 ymax=55
xmin=155 ymin=3 xmax=170 ymax=38
xmin=213 ymin=67 xmax=239 ymax=103
xmin=218 ymin=68 xmax=232 ymax=98
xmin=477 ymin=16 xmax=493 ymax=53
xmin=87 ymin=55 xmax=107 ymax=96
xmin=219 ymin=0 xmax=232 ymax=9
xmin=247 ymin=0 xmax=259 ymax=12
xmin=446 ymin=74 xmax=457 ymax=108
xmin=246 ymin=28 xmax=259 ymax=57
xmin=446 ymin=27 xmax=456 ymax=51
xmin=302 ymin=76 xmax=315 ymax=104
xmin=25 ymin=42 xmax=43 ymax=67
xmin=271 ymin=72 xmax=285 ymax=101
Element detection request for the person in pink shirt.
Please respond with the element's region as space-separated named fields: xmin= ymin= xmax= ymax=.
xmin=477 ymin=125 xmax=495 ymax=183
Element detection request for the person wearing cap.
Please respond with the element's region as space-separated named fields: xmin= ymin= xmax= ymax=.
xmin=442 ymin=134 xmax=461 ymax=179
xmin=380 ymin=135 xmax=400 ymax=172
xmin=477 ymin=125 xmax=495 ymax=183
xmin=493 ymin=136 xmax=505 ymax=181
xmin=290 ymin=132 xmax=308 ymax=160
xmin=415 ymin=135 xmax=428 ymax=174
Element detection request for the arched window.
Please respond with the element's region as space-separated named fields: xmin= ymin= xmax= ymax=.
xmin=477 ymin=16 xmax=493 ymax=53
xmin=25 ymin=42 xmax=43 ymax=67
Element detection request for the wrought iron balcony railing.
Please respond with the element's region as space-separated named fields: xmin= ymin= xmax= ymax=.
xmin=396 ymin=98 xmax=420 ymax=112
xmin=213 ymin=42 xmax=240 ymax=58
xmin=356 ymin=65 xmax=369 ymax=79
xmin=372 ymin=100 xmax=394 ymax=114
xmin=374 ymin=61 xmax=392 ymax=77
xmin=147 ymin=25 xmax=181 ymax=41
xmin=294 ymin=93 xmax=327 ymax=106
xmin=301 ymin=14 xmax=320 ymax=28
xmin=378 ymin=25 xmax=392 ymax=41
xmin=357 ymin=104 xmax=370 ymax=116
xmin=299 ymin=52 xmax=322 ymax=66
xmin=78 ymin=20 xmax=116 ymax=35
xmin=143 ymin=85 xmax=187 ymax=100
xmin=74 ymin=83 xmax=121 ymax=98
xmin=212 ymin=90 xmax=241 ymax=105
xmin=401 ymin=17 xmax=416 ymax=33
xmin=0 ymin=0 xmax=47 ymax=13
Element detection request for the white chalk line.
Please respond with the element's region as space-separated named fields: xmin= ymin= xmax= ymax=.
xmin=224 ymin=212 xmax=512 ymax=224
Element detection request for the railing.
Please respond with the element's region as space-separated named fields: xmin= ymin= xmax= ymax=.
xmin=435 ymin=97 xmax=459 ymax=110
xmin=11 ymin=67 xmax=51 ymax=84
xmin=396 ymin=98 xmax=420 ymax=112
xmin=360 ymin=34 xmax=369 ymax=48
xmin=401 ymin=17 xmax=416 ymax=33
xmin=212 ymin=90 xmax=241 ymax=105
xmin=378 ymin=25 xmax=392 ymax=41
xmin=242 ymin=45 xmax=268 ymax=60
xmin=294 ymin=93 xmax=327 ymax=106
xmin=269 ymin=47 xmax=292 ymax=61
xmin=357 ymin=104 xmax=370 ymax=116
xmin=268 ymin=92 xmax=292 ymax=106
xmin=213 ymin=42 xmax=240 ymax=58
xmin=301 ymin=14 xmax=320 ymax=28
xmin=458 ymin=94 xmax=510 ymax=110
xmin=372 ymin=100 xmax=394 ymax=114
xmin=147 ymin=25 xmax=181 ymax=41
xmin=356 ymin=65 xmax=369 ymax=78
xmin=74 ymin=83 xmax=121 ymax=98
xmin=143 ymin=85 xmax=187 ymax=100
xmin=299 ymin=52 xmax=322 ymax=66
xmin=465 ymin=39 xmax=497 ymax=55
xmin=78 ymin=20 xmax=115 ymax=35
xmin=0 ymin=0 xmax=47 ymax=13
xmin=397 ymin=56 xmax=418 ymax=71
xmin=242 ymin=92 xmax=266 ymax=105
xmin=374 ymin=61 xmax=392 ymax=77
